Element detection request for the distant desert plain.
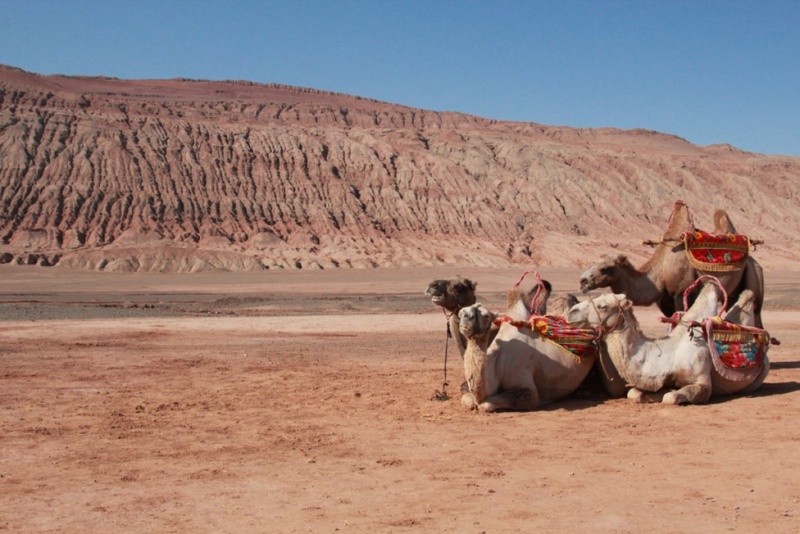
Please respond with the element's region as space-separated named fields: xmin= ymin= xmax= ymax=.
xmin=1 ymin=264 xmax=799 ymax=532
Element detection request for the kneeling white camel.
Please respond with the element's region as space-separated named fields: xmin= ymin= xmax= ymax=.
xmin=458 ymin=299 xmax=596 ymax=412
xmin=566 ymin=283 xmax=770 ymax=404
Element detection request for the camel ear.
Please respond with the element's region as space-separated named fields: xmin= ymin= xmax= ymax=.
xmin=713 ymin=209 xmax=738 ymax=234
xmin=619 ymin=297 xmax=633 ymax=310
xmin=566 ymin=304 xmax=581 ymax=323
xmin=663 ymin=200 xmax=695 ymax=238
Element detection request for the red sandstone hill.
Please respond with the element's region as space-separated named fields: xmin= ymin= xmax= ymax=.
xmin=1 ymin=64 xmax=798 ymax=272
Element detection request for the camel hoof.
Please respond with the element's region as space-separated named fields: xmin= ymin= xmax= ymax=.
xmin=461 ymin=394 xmax=478 ymax=411
xmin=479 ymin=402 xmax=497 ymax=413
xmin=627 ymin=389 xmax=645 ymax=403
xmin=661 ymin=391 xmax=682 ymax=405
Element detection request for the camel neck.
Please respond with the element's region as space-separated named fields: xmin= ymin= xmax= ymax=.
xmin=610 ymin=260 xmax=663 ymax=305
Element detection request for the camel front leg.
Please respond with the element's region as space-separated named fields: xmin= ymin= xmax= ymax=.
xmin=461 ymin=391 xmax=479 ymax=410
xmin=662 ymin=383 xmax=712 ymax=405
xmin=627 ymin=388 xmax=668 ymax=403
xmin=479 ymin=387 xmax=540 ymax=412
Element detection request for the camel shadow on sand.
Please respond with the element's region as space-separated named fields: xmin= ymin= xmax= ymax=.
xmin=538 ymin=372 xmax=800 ymax=410
xmin=769 ymin=360 xmax=800 ymax=370
xmin=741 ymin=380 xmax=800 ymax=398
xmin=543 ymin=380 xmax=800 ymax=410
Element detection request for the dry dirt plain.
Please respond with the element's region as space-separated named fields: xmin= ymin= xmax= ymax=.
xmin=1 ymin=265 xmax=799 ymax=533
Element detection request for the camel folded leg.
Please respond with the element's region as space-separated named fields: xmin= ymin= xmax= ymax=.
xmin=461 ymin=392 xmax=479 ymax=410
xmin=479 ymin=387 xmax=539 ymax=412
xmin=627 ymin=388 xmax=667 ymax=403
xmin=662 ymin=383 xmax=712 ymax=405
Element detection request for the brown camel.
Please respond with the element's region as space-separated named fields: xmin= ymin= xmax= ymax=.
xmin=578 ymin=202 xmax=764 ymax=327
xmin=426 ymin=276 xmax=478 ymax=358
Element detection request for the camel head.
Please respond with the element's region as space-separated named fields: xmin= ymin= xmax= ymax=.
xmin=426 ymin=276 xmax=477 ymax=312
xmin=579 ymin=254 xmax=627 ymax=293
xmin=547 ymin=293 xmax=580 ymax=318
xmin=681 ymin=281 xmax=725 ymax=324
xmin=506 ymin=279 xmax=552 ymax=318
xmin=458 ymin=303 xmax=496 ymax=340
xmin=567 ymin=293 xmax=631 ymax=329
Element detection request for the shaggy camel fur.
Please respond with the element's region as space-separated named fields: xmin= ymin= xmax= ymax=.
xmin=566 ymin=284 xmax=769 ymax=404
xmin=578 ymin=203 xmax=764 ymax=327
xmin=457 ymin=303 xmax=499 ymax=408
xmin=458 ymin=301 xmax=596 ymax=412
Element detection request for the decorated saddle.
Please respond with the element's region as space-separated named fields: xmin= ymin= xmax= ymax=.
xmin=532 ymin=315 xmax=598 ymax=360
xmin=495 ymin=315 xmax=598 ymax=361
xmin=665 ymin=275 xmax=772 ymax=381
xmin=681 ymin=230 xmax=750 ymax=272
xmin=496 ymin=268 xmax=598 ymax=361
xmin=693 ymin=316 xmax=771 ymax=382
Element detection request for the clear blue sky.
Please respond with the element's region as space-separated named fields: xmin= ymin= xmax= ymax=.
xmin=2 ymin=0 xmax=798 ymax=156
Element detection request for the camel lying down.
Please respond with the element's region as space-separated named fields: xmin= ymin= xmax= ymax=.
xmin=429 ymin=276 xmax=580 ymax=409
xmin=458 ymin=301 xmax=595 ymax=412
xmin=566 ymin=284 xmax=770 ymax=405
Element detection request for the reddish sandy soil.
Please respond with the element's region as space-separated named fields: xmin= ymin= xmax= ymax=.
xmin=1 ymin=266 xmax=799 ymax=533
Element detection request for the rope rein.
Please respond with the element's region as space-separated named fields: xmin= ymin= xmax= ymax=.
xmin=431 ymin=308 xmax=454 ymax=401
xmin=432 ymin=288 xmax=469 ymax=402
xmin=513 ymin=269 xmax=547 ymax=314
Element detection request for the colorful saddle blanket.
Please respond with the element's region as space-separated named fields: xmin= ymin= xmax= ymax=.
xmin=682 ymin=231 xmax=750 ymax=272
xmin=706 ymin=317 xmax=769 ymax=369
xmin=701 ymin=317 xmax=770 ymax=381
xmin=531 ymin=315 xmax=598 ymax=360
xmin=493 ymin=315 xmax=598 ymax=360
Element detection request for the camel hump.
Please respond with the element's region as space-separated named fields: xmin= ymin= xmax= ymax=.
xmin=712 ymin=209 xmax=738 ymax=234
xmin=662 ymin=200 xmax=696 ymax=240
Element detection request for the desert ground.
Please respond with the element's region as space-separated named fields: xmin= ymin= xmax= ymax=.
xmin=1 ymin=265 xmax=799 ymax=533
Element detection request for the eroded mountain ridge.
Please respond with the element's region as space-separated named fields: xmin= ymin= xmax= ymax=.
xmin=1 ymin=64 xmax=798 ymax=271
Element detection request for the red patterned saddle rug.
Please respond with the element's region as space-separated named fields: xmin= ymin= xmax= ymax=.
xmin=495 ymin=315 xmax=598 ymax=360
xmin=682 ymin=231 xmax=750 ymax=272
xmin=700 ymin=317 xmax=770 ymax=381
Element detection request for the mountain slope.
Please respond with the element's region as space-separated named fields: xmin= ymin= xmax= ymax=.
xmin=1 ymin=64 xmax=798 ymax=271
